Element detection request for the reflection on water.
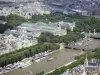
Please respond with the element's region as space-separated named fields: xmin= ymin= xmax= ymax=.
xmin=4 ymin=49 xmax=81 ymax=75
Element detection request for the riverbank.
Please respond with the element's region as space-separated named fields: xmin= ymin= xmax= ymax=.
xmin=3 ymin=49 xmax=81 ymax=75
xmin=0 ymin=43 xmax=59 ymax=67
xmin=0 ymin=49 xmax=59 ymax=75
xmin=44 ymin=60 xmax=77 ymax=75
xmin=44 ymin=51 xmax=84 ymax=75
xmin=66 ymin=38 xmax=100 ymax=52
xmin=44 ymin=48 xmax=100 ymax=75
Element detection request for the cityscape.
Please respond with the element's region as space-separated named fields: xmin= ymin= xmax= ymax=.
xmin=0 ymin=0 xmax=100 ymax=75
xmin=0 ymin=0 xmax=100 ymax=18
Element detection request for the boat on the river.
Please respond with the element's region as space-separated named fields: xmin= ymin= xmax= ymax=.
xmin=47 ymin=57 xmax=57 ymax=61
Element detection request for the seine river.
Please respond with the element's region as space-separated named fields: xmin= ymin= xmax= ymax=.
xmin=4 ymin=49 xmax=81 ymax=75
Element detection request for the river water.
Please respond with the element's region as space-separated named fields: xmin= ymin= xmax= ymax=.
xmin=4 ymin=49 xmax=81 ymax=75
xmin=2 ymin=39 xmax=100 ymax=75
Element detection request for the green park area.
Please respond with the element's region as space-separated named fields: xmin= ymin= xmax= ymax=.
xmin=0 ymin=12 xmax=100 ymax=33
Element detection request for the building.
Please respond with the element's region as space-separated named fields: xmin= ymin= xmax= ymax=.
xmin=1 ymin=21 xmax=75 ymax=55
xmin=15 ymin=22 xmax=69 ymax=37
xmin=57 ymin=21 xmax=75 ymax=31
xmin=0 ymin=33 xmax=37 ymax=55
xmin=72 ymin=9 xmax=88 ymax=16
xmin=61 ymin=57 xmax=100 ymax=75
xmin=0 ymin=2 xmax=51 ymax=19
xmin=83 ymin=57 xmax=100 ymax=75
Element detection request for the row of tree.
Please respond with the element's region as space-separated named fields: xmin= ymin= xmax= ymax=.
xmin=0 ymin=14 xmax=27 ymax=33
xmin=74 ymin=17 xmax=100 ymax=32
xmin=37 ymin=31 xmax=84 ymax=45
xmin=36 ymin=71 xmax=44 ymax=75
xmin=0 ymin=43 xmax=59 ymax=67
